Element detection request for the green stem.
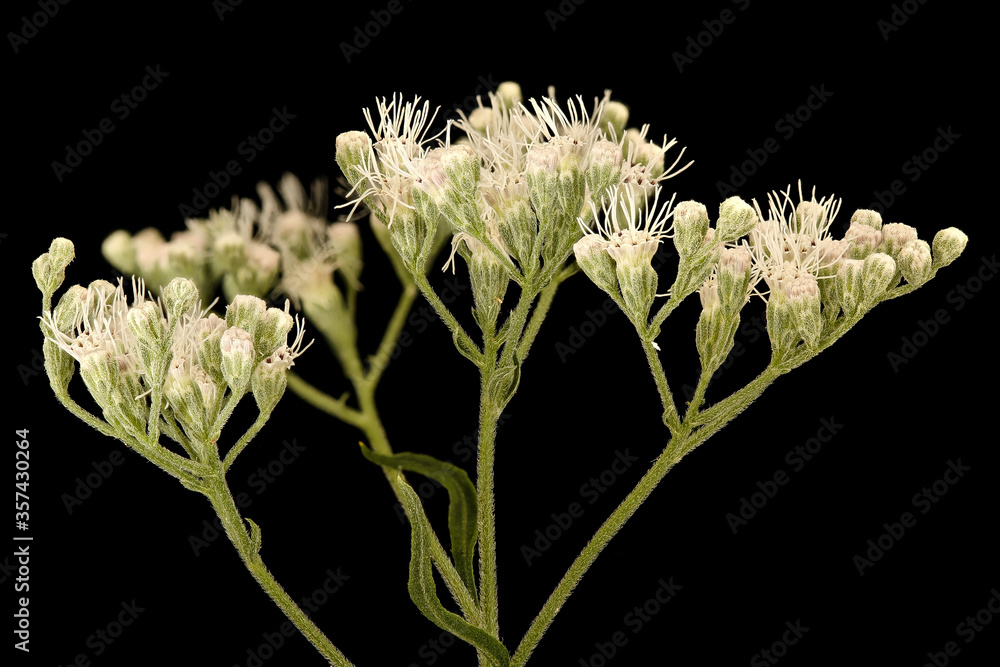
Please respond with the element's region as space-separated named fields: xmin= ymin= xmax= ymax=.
xmin=414 ymin=273 xmax=483 ymax=365
xmin=365 ymin=283 xmax=418 ymax=387
xmin=476 ymin=381 xmax=502 ymax=640
xmin=511 ymin=429 xmax=687 ymax=666
xmin=203 ymin=472 xmax=355 ymax=667
xmin=639 ymin=337 xmax=681 ymax=433
xmin=516 ymin=280 xmax=558 ymax=361
xmin=222 ymin=409 xmax=272 ymax=471
xmin=286 ymin=372 xmax=365 ymax=428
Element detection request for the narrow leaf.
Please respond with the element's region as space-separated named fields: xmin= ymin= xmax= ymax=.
xmin=397 ymin=476 xmax=509 ymax=667
xmin=246 ymin=518 xmax=262 ymax=554
xmin=360 ymin=444 xmax=478 ymax=598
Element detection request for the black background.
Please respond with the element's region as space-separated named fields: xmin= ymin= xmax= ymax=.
xmin=7 ymin=1 xmax=997 ymax=666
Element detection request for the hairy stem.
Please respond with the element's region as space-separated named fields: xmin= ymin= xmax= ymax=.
xmin=203 ymin=472 xmax=355 ymax=667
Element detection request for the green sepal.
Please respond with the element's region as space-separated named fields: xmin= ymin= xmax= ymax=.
xmin=396 ymin=476 xmax=510 ymax=667
xmin=361 ymin=445 xmax=479 ymax=599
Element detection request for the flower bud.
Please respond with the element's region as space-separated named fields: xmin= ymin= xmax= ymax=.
xmin=672 ymin=201 xmax=710 ymax=259
xmin=164 ymin=359 xmax=207 ymax=441
xmin=132 ymin=228 xmax=168 ymax=276
xmin=196 ymin=314 xmax=227 ymax=385
xmin=48 ymin=237 xmax=75 ymax=273
xmin=32 ymin=240 xmax=72 ymax=298
xmin=896 ymin=239 xmax=932 ymax=286
xmin=931 ymin=227 xmax=968 ymax=269
xmin=845 ymin=222 xmax=883 ymax=259
xmin=335 ymin=130 xmax=373 ymax=185
xmin=557 ymin=152 xmax=586 ymax=223
xmin=574 ymin=235 xmax=619 ymax=298
xmin=460 ymin=236 xmax=509 ymax=330
xmin=850 ymin=209 xmax=883 ymax=230
xmin=388 ymin=205 xmax=435 ymax=273
xmin=586 ymin=139 xmax=623 ymax=204
xmin=102 ymin=231 xmax=137 ymax=276
xmin=52 ymin=285 xmax=87 ymax=333
xmin=525 ymin=146 xmax=559 ymax=219
xmin=234 ymin=241 xmax=282 ymax=298
xmin=127 ymin=301 xmax=168 ymax=379
xmin=599 ymin=101 xmax=629 ymax=139
xmin=496 ymin=81 xmax=523 ymax=111
xmin=255 ymin=304 xmax=295 ymax=356
xmin=794 ymin=201 xmax=827 ymax=234
xmin=878 ymin=223 xmax=918 ymax=259
xmin=329 ymin=221 xmax=363 ymax=288
xmin=161 ymin=277 xmax=200 ymax=323
xmin=695 ymin=276 xmax=736 ymax=371
xmin=79 ymin=349 xmax=119 ymax=410
xmin=786 ymin=275 xmax=822 ymax=349
xmin=226 ymin=295 xmax=267 ymax=338
xmin=273 ymin=210 xmax=314 ymax=261
xmin=497 ymin=198 xmax=537 ymax=268
xmin=32 ymin=254 xmax=52 ymax=296
xmin=836 ymin=259 xmax=865 ymax=317
xmin=717 ymin=197 xmax=756 ymax=241
xmin=765 ymin=292 xmax=798 ymax=362
xmin=213 ymin=231 xmax=248 ymax=272
xmin=220 ymin=326 xmax=256 ymax=392
xmin=717 ymin=247 xmax=753 ymax=315
xmin=441 ymin=144 xmax=479 ymax=196
xmin=468 ymin=107 xmax=492 ymax=132
xmin=861 ymin=252 xmax=897 ymax=306
xmin=251 ymin=350 xmax=291 ymax=414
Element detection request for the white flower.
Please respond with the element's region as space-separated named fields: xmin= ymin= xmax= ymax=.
xmin=748 ymin=182 xmax=845 ymax=299
xmin=580 ymin=184 xmax=676 ymax=264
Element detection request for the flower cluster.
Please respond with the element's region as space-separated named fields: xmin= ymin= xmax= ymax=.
xmin=335 ymin=82 xmax=692 ymax=291
xmin=742 ymin=183 xmax=967 ymax=359
xmin=102 ymin=173 xmax=362 ymax=313
xmin=37 ymin=238 xmax=308 ymax=461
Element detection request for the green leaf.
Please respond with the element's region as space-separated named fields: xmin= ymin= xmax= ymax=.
xmin=452 ymin=328 xmax=483 ymax=365
xmin=487 ymin=353 xmax=521 ymax=408
xmin=246 ymin=518 xmax=261 ymax=554
xmin=360 ymin=444 xmax=478 ymax=598
xmin=396 ymin=476 xmax=510 ymax=667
